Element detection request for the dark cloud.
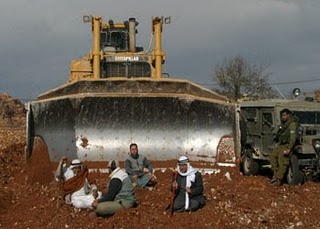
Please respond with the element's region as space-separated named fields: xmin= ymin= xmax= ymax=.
xmin=1 ymin=0 xmax=319 ymax=100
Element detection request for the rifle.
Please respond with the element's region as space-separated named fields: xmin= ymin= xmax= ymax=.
xmin=273 ymin=124 xmax=283 ymax=143
xmin=169 ymin=171 xmax=178 ymax=217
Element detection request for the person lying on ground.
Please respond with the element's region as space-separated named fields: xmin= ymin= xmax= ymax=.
xmin=124 ymin=143 xmax=157 ymax=189
xmin=91 ymin=160 xmax=136 ymax=217
xmin=57 ymin=158 xmax=101 ymax=209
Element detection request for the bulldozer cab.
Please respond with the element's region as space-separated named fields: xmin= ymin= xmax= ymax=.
xmin=101 ymin=26 xmax=129 ymax=51
xmin=69 ymin=16 xmax=167 ymax=81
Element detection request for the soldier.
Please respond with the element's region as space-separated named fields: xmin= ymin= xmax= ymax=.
xmin=269 ymin=108 xmax=298 ymax=186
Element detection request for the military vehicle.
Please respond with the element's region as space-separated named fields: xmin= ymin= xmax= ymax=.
xmin=239 ymin=99 xmax=320 ymax=184
xmin=26 ymin=16 xmax=237 ymax=165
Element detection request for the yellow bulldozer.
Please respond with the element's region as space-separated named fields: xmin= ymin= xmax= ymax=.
xmin=26 ymin=16 xmax=237 ymax=164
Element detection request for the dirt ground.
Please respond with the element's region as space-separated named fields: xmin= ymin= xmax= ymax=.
xmin=1 ymin=93 xmax=320 ymax=229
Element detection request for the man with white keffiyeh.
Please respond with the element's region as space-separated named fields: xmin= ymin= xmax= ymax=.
xmin=167 ymin=156 xmax=206 ymax=213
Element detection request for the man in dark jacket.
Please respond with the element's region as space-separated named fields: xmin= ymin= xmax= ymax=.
xmin=125 ymin=143 xmax=157 ymax=189
xmin=91 ymin=160 xmax=136 ymax=217
xmin=168 ymin=156 xmax=205 ymax=213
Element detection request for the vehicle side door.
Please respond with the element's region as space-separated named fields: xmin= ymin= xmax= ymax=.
xmin=242 ymin=108 xmax=262 ymax=153
xmin=261 ymin=109 xmax=276 ymax=155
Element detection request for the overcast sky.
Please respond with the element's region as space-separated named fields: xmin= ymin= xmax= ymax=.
xmin=1 ymin=0 xmax=319 ymax=101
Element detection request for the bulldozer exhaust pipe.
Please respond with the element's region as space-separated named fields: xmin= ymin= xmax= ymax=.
xmin=153 ymin=17 xmax=164 ymax=79
xmin=92 ymin=17 xmax=101 ymax=79
xmin=129 ymin=18 xmax=136 ymax=53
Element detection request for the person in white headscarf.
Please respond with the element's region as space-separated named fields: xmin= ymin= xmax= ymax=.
xmin=58 ymin=158 xmax=101 ymax=209
xmin=167 ymin=156 xmax=206 ymax=213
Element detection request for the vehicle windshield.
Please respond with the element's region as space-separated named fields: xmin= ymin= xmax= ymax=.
xmin=293 ymin=111 xmax=320 ymax=124
xmin=101 ymin=28 xmax=128 ymax=51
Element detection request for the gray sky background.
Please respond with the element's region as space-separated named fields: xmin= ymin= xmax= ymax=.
xmin=1 ymin=0 xmax=319 ymax=101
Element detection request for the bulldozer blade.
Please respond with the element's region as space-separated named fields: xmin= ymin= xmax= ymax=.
xmin=27 ymin=95 xmax=235 ymax=162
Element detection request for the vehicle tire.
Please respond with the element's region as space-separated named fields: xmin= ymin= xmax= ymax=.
xmin=286 ymin=154 xmax=304 ymax=185
xmin=241 ymin=149 xmax=259 ymax=176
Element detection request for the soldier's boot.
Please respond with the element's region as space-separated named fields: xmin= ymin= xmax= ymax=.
xmin=270 ymin=173 xmax=277 ymax=184
xmin=272 ymin=179 xmax=282 ymax=187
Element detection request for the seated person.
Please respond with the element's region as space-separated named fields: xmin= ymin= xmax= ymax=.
xmin=91 ymin=160 xmax=136 ymax=217
xmin=124 ymin=143 xmax=157 ymax=189
xmin=167 ymin=156 xmax=206 ymax=213
xmin=56 ymin=157 xmax=101 ymax=209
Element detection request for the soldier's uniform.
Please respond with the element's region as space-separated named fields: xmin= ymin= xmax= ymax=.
xmin=269 ymin=117 xmax=298 ymax=181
